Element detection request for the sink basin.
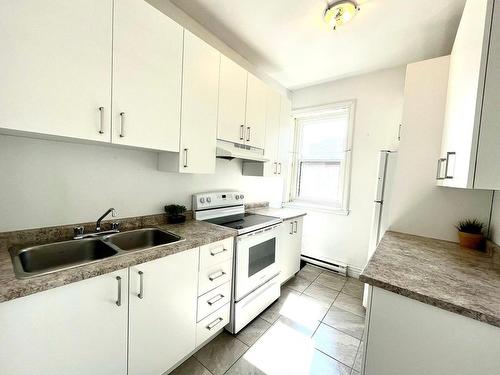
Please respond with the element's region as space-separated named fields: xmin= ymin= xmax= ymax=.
xmin=104 ymin=228 xmax=183 ymax=251
xmin=10 ymin=228 xmax=184 ymax=279
xmin=10 ymin=238 xmax=118 ymax=279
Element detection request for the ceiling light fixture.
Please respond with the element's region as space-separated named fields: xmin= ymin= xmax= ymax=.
xmin=324 ymin=0 xmax=360 ymax=30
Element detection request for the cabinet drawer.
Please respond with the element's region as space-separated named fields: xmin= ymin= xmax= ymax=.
xmin=196 ymin=304 xmax=230 ymax=347
xmin=199 ymin=237 xmax=234 ymax=270
xmin=197 ymin=282 xmax=231 ymax=322
xmin=198 ymin=259 xmax=232 ymax=296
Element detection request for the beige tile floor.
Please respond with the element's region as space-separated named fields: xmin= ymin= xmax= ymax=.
xmin=172 ymin=264 xmax=366 ymax=375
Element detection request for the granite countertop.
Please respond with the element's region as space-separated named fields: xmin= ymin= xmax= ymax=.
xmin=360 ymin=231 xmax=500 ymax=327
xmin=250 ymin=206 xmax=307 ymax=220
xmin=0 ymin=219 xmax=236 ymax=303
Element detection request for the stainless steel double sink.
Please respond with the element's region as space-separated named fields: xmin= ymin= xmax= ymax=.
xmin=10 ymin=228 xmax=184 ymax=279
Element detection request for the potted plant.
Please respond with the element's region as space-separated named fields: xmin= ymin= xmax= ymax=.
xmin=456 ymin=219 xmax=485 ymax=251
xmin=164 ymin=204 xmax=187 ymax=224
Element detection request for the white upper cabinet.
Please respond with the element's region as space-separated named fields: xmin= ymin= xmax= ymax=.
xmin=0 ymin=0 xmax=113 ymax=142
xmin=474 ymin=1 xmax=500 ymax=188
xmin=263 ymin=89 xmax=282 ymax=176
xmin=438 ymin=0 xmax=499 ymax=189
xmin=179 ymin=31 xmax=220 ymax=173
xmin=128 ymin=248 xmax=199 ymax=375
xmin=159 ymin=31 xmax=221 ymax=173
xmin=278 ymin=97 xmax=293 ymax=199
xmin=245 ymin=74 xmax=268 ymax=149
xmin=112 ymin=0 xmax=183 ymax=152
xmin=218 ymin=55 xmax=248 ymax=144
xmin=218 ymin=56 xmax=268 ymax=149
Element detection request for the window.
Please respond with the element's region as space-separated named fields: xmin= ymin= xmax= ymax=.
xmin=290 ymin=102 xmax=354 ymax=212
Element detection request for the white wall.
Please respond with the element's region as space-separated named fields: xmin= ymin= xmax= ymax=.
xmin=389 ymin=56 xmax=493 ymax=241
xmin=291 ymin=67 xmax=406 ymax=272
xmin=0 ymin=135 xmax=283 ymax=232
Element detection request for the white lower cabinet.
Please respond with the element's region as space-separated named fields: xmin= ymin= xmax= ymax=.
xmin=278 ymin=216 xmax=304 ymax=284
xmin=128 ymin=248 xmax=199 ymax=375
xmin=0 ymin=269 xmax=128 ymax=375
xmin=364 ymin=287 xmax=500 ymax=375
xmin=0 ymin=240 xmax=234 ymax=375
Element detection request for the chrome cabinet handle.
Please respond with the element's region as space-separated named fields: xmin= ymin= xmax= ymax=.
xmin=183 ymin=148 xmax=188 ymax=168
xmin=290 ymin=221 xmax=294 ymax=235
xmin=278 ymin=163 xmax=282 ymax=175
xmin=116 ymin=276 xmax=122 ymax=306
xmin=210 ymin=246 xmax=227 ymax=256
xmin=436 ymin=158 xmax=446 ymax=180
xmin=206 ymin=317 xmax=223 ymax=330
xmin=207 ymin=294 xmax=224 ymax=306
xmin=273 ymin=162 xmax=278 ymax=174
xmin=208 ymin=270 xmax=226 ymax=281
xmin=445 ymin=152 xmax=455 ymax=179
xmin=138 ymin=271 xmax=144 ymax=299
xmin=119 ymin=112 xmax=125 ymax=138
xmin=398 ymin=123 xmax=402 ymax=141
xmin=98 ymin=107 xmax=104 ymax=134
xmin=246 ymin=126 xmax=251 ymax=142
xmin=240 ymin=125 xmax=244 ymax=140
xmin=293 ymin=220 xmax=298 ymax=233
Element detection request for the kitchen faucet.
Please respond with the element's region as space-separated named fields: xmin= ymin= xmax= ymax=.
xmin=96 ymin=208 xmax=117 ymax=231
xmin=73 ymin=208 xmax=120 ymax=239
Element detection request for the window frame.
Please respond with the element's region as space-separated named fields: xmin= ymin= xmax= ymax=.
xmin=288 ymin=100 xmax=355 ymax=214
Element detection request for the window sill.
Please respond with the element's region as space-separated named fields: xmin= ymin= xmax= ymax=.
xmin=284 ymin=201 xmax=350 ymax=216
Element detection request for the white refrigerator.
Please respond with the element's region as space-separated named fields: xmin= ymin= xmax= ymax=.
xmin=363 ymin=150 xmax=398 ymax=307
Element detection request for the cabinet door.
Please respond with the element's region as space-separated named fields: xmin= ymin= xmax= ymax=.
xmin=0 ymin=0 xmax=112 ymax=142
xmin=474 ymin=2 xmax=500 ymax=189
xmin=263 ymin=89 xmax=282 ymax=176
xmin=439 ymin=0 xmax=492 ymax=188
xmin=245 ymin=73 xmax=268 ymax=149
xmin=112 ymin=0 xmax=183 ymax=151
xmin=180 ymin=31 xmax=221 ymax=174
xmin=279 ymin=219 xmax=297 ymax=284
xmin=0 ymin=270 xmax=128 ymax=375
xmin=217 ymin=55 xmax=248 ymax=144
xmin=128 ymin=249 xmax=199 ymax=375
xmin=279 ymin=97 xmax=293 ymax=198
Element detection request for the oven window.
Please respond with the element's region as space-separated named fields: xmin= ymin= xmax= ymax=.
xmin=248 ymin=238 xmax=276 ymax=277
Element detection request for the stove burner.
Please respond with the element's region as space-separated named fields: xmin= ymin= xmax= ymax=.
xmin=204 ymin=212 xmax=281 ymax=234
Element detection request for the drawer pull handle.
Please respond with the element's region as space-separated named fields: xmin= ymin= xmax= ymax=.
xmin=116 ymin=276 xmax=122 ymax=306
xmin=208 ymin=270 xmax=226 ymax=281
xmin=206 ymin=317 xmax=224 ymax=330
xmin=210 ymin=247 xmax=227 ymax=256
xmin=207 ymin=294 xmax=225 ymax=306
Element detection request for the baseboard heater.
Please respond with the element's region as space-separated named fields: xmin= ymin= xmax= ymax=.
xmin=301 ymin=255 xmax=347 ymax=277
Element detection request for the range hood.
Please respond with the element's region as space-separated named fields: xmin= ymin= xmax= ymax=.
xmin=216 ymin=140 xmax=268 ymax=162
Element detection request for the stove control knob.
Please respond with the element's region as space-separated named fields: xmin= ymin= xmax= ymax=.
xmin=206 ymin=197 xmax=212 ymax=203
xmin=240 ymin=194 xmax=245 ymax=200
xmin=235 ymin=195 xmax=240 ymax=200
xmin=200 ymin=197 xmax=205 ymax=203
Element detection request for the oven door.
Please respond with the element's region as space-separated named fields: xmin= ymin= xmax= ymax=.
xmin=235 ymin=224 xmax=280 ymax=301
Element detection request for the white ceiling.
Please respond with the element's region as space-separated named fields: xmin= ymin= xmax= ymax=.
xmin=171 ymin=0 xmax=466 ymax=90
